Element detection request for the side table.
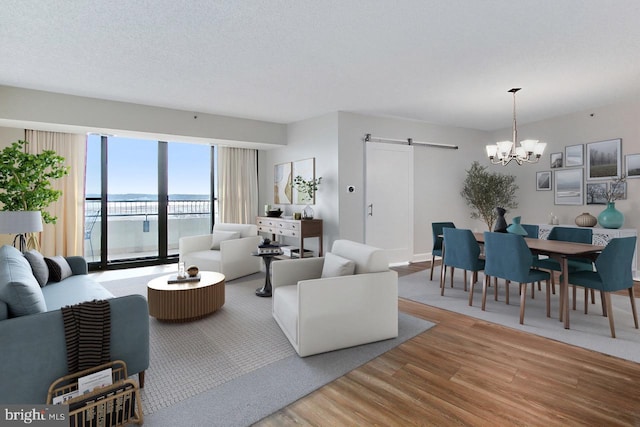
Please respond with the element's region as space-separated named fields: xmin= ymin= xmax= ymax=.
xmin=252 ymin=251 xmax=282 ymax=297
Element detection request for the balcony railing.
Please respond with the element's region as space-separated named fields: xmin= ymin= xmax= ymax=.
xmin=84 ymin=199 xmax=216 ymax=261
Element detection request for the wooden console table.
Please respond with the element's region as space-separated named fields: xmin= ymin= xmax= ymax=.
xmin=256 ymin=216 xmax=323 ymax=256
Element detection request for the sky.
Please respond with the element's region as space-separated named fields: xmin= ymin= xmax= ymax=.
xmin=86 ymin=135 xmax=214 ymax=196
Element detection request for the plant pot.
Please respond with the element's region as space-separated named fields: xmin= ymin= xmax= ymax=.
xmin=597 ymin=202 xmax=624 ymax=229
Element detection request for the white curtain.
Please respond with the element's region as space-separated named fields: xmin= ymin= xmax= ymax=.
xmin=25 ymin=130 xmax=86 ymax=256
xmin=218 ymin=147 xmax=258 ymax=224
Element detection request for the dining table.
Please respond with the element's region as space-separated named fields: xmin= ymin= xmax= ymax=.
xmin=439 ymin=231 xmax=605 ymax=329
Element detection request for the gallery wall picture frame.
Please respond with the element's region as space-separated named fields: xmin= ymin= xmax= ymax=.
xmin=292 ymin=157 xmax=316 ymax=204
xmin=626 ymin=153 xmax=640 ymax=178
xmin=550 ymin=152 xmax=563 ymax=168
xmin=274 ymin=162 xmax=292 ymax=204
xmin=586 ymin=182 xmax=607 ymax=205
xmin=536 ymin=171 xmax=552 ymax=191
xmin=564 ymin=144 xmax=584 ymax=167
xmin=586 ymin=138 xmax=621 ymax=180
xmin=554 ymin=168 xmax=583 ymax=205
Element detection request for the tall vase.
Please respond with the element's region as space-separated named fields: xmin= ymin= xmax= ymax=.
xmin=303 ymin=205 xmax=314 ymax=219
xmin=597 ymin=202 xmax=624 ymax=229
xmin=494 ymin=207 xmax=507 ymax=232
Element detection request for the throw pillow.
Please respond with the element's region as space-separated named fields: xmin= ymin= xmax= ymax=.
xmin=321 ymin=252 xmax=356 ymax=278
xmin=44 ymin=256 xmax=74 ymax=282
xmin=0 ymin=245 xmax=47 ymax=316
xmin=24 ymin=249 xmax=50 ymax=287
xmin=210 ymin=230 xmax=241 ymax=250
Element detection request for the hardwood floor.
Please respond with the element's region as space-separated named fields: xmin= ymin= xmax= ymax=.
xmin=255 ymin=261 xmax=640 ymax=426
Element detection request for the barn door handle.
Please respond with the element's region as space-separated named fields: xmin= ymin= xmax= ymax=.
xmin=368 ymin=204 xmax=373 ymax=216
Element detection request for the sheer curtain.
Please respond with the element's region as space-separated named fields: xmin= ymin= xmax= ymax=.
xmin=218 ymin=147 xmax=258 ymax=224
xmin=25 ymin=130 xmax=86 ymax=256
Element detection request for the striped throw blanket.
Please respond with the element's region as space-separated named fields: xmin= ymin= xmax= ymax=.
xmin=61 ymin=300 xmax=111 ymax=373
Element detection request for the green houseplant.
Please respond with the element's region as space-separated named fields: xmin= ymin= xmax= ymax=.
xmin=0 ymin=140 xmax=70 ymax=248
xmin=460 ymin=161 xmax=518 ymax=231
xmin=293 ymin=175 xmax=322 ymax=219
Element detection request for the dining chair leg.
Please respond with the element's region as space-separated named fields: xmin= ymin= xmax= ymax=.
xmin=629 ymin=288 xmax=639 ymax=329
xmin=537 ymin=281 xmax=541 ymax=291
xmin=519 ymin=282 xmax=526 ymax=324
xmin=591 ymin=288 xmax=596 ymax=304
xmin=505 ymin=280 xmax=510 ymax=305
xmin=440 ymin=264 xmax=447 ymax=296
xmin=430 ymin=255 xmax=436 ymax=280
xmin=450 ymin=266 xmax=455 ymax=288
xmin=584 ymin=287 xmax=588 ymax=314
xmin=494 ymin=276 xmax=498 ymax=301
xmin=572 ymin=285 xmax=577 ymax=311
xmin=481 ymin=275 xmax=489 ymax=311
xmin=603 ymin=292 xmax=616 ymax=338
xmin=531 ymin=281 xmax=535 ymax=299
xmin=551 ymin=273 xmax=556 ymax=295
xmin=463 ymin=270 xmax=468 ymax=292
xmin=546 ymin=279 xmax=551 ymax=318
xmin=600 ymin=291 xmax=607 ymax=317
xmin=468 ymin=275 xmax=476 ymax=306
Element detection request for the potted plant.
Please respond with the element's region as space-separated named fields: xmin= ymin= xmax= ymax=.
xmin=460 ymin=161 xmax=518 ymax=231
xmin=293 ymin=175 xmax=322 ymax=219
xmin=0 ymin=140 xmax=70 ymax=249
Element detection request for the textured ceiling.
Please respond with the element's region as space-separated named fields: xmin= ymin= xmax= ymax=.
xmin=1 ymin=0 xmax=639 ymax=131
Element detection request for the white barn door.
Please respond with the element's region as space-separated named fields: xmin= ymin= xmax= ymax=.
xmin=365 ymin=142 xmax=414 ymax=264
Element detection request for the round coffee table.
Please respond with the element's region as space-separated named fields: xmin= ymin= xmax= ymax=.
xmin=147 ymin=271 xmax=225 ymax=322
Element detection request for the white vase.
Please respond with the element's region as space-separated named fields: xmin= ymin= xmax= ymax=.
xmin=303 ymin=205 xmax=314 ymax=219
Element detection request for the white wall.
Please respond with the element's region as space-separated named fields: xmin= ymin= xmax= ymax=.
xmin=0 ymin=85 xmax=287 ymax=149
xmin=259 ymin=113 xmax=339 ymax=254
xmin=487 ymin=96 xmax=640 ymax=266
xmin=336 ymin=112 xmax=490 ymax=258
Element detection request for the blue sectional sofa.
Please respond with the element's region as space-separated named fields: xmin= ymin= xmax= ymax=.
xmin=0 ymin=245 xmax=149 ymax=404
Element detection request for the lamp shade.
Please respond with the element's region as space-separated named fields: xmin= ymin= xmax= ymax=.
xmin=0 ymin=211 xmax=43 ymax=234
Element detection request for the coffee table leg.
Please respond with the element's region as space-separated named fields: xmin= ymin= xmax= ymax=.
xmin=256 ymin=256 xmax=274 ymax=297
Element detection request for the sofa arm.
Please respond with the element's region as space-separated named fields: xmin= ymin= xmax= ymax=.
xmin=65 ymin=256 xmax=88 ymax=275
xmin=271 ymin=257 xmax=325 ymax=289
xmin=179 ymin=234 xmax=214 ymax=260
xmin=0 ymin=294 xmax=150 ymax=404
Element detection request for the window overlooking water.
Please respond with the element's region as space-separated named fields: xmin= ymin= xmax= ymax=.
xmin=84 ymin=135 xmax=216 ymax=267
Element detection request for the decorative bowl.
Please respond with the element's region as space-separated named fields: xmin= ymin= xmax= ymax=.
xmin=267 ymin=209 xmax=282 ymax=217
xmin=187 ymin=265 xmax=199 ymax=277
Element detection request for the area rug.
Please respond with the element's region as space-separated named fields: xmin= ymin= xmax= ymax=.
xmin=399 ymin=270 xmax=640 ymax=363
xmin=99 ymin=273 xmax=434 ymax=426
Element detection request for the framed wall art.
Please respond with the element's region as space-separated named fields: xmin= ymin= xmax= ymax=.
xmin=586 ymin=138 xmax=621 ymax=180
xmin=625 ymin=153 xmax=640 ymax=178
xmin=564 ymin=144 xmax=584 ymax=167
xmin=274 ymin=162 xmax=292 ymax=204
xmin=554 ymin=168 xmax=583 ymax=205
xmin=292 ymin=157 xmax=316 ymax=204
xmin=550 ymin=152 xmax=563 ymax=168
xmin=536 ymin=171 xmax=551 ymax=191
xmin=586 ymin=182 xmax=607 ymax=205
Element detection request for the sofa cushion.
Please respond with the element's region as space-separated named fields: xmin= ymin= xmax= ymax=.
xmin=210 ymin=230 xmax=240 ymax=250
xmin=44 ymin=256 xmax=73 ymax=282
xmin=213 ymin=223 xmax=258 ymax=238
xmin=321 ymin=252 xmax=356 ymax=278
xmin=41 ymin=275 xmax=114 ymax=311
xmin=331 ymin=240 xmax=389 ymax=274
xmin=24 ymin=250 xmax=49 ymax=287
xmin=0 ymin=245 xmax=47 ymax=316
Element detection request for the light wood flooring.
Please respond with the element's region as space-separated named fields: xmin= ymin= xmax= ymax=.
xmin=255 ymin=261 xmax=640 ymax=426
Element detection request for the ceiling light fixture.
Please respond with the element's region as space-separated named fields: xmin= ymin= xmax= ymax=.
xmin=486 ymin=88 xmax=546 ymax=166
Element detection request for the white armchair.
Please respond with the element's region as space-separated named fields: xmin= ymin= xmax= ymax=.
xmin=271 ymin=239 xmax=398 ymax=357
xmin=178 ymin=223 xmax=262 ymax=281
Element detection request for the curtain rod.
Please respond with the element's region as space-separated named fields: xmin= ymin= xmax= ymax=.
xmin=364 ymin=133 xmax=458 ymax=150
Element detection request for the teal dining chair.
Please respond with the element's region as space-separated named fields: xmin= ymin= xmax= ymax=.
xmin=533 ymin=226 xmax=593 ymax=303
xmin=441 ymin=228 xmax=485 ymax=300
xmin=430 ymin=222 xmax=456 ymax=281
xmin=566 ymin=236 xmax=638 ymax=338
xmin=482 ymin=232 xmax=551 ymax=324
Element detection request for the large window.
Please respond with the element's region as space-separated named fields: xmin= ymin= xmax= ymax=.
xmin=84 ymin=135 xmax=216 ymax=269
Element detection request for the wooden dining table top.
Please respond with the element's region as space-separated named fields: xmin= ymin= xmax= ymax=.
xmin=472 ymin=232 xmax=605 ymax=257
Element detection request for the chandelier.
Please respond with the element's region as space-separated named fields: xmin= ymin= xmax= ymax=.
xmin=486 ymin=88 xmax=546 ymax=166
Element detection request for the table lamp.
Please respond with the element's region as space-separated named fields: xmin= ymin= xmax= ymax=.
xmin=0 ymin=211 xmax=43 ymax=252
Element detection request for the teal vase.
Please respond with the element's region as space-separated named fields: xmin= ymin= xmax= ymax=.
xmin=597 ymin=202 xmax=624 ymax=229
xmin=506 ymin=216 xmax=528 ymax=236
